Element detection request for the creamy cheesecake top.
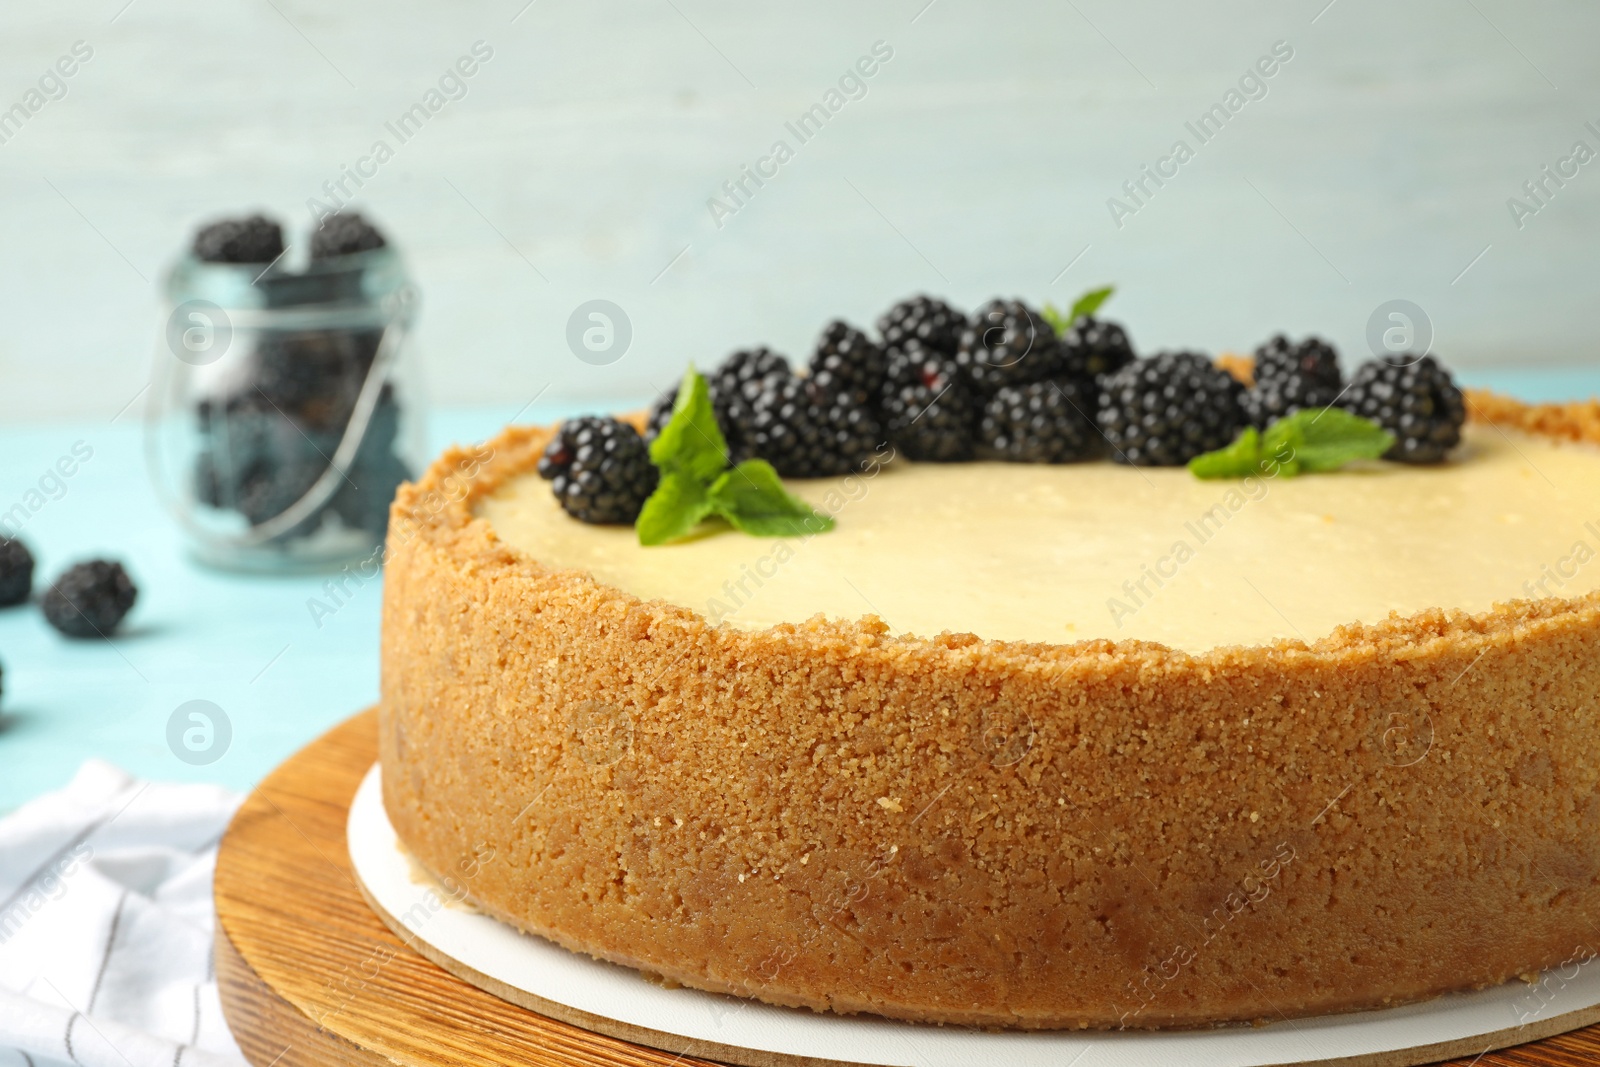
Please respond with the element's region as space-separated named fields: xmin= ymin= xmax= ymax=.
xmin=477 ymin=424 xmax=1600 ymax=651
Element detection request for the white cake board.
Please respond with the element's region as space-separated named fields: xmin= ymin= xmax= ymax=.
xmin=347 ymin=763 xmax=1600 ymax=1067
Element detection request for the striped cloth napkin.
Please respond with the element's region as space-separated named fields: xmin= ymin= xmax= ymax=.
xmin=0 ymin=761 xmax=246 ymax=1067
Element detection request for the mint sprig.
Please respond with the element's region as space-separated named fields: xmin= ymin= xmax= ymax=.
xmin=1189 ymin=426 xmax=1272 ymax=479
xmin=636 ymin=367 xmax=836 ymax=545
xmin=1043 ymin=284 xmax=1115 ymax=335
xmin=646 ymin=366 xmax=727 ymax=485
xmin=709 ymin=460 xmax=834 ymax=537
xmin=1188 ymin=408 xmax=1394 ymax=480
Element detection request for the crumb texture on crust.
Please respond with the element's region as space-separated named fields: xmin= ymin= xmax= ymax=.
xmin=1464 ymin=388 xmax=1600 ymax=445
xmin=378 ymin=392 xmax=1600 ymax=1029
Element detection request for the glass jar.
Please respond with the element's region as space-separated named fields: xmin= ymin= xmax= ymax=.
xmin=146 ymin=247 xmax=425 ymax=573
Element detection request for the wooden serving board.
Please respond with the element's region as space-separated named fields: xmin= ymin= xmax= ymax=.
xmin=214 ymin=710 xmax=1600 ymax=1067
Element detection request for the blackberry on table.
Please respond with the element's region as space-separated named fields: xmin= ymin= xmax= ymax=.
xmin=1341 ymin=355 xmax=1465 ymax=464
xmin=311 ymin=212 xmax=388 ymax=260
xmin=877 ymin=295 xmax=965 ymax=357
xmin=192 ymin=215 xmax=285 ymax=264
xmin=41 ymin=560 xmax=138 ymax=639
xmin=809 ymin=321 xmax=888 ymax=411
xmin=1058 ymin=315 xmax=1136 ymax=380
xmin=879 ymin=342 xmax=979 ymax=462
xmin=1242 ymin=335 xmax=1344 ymax=428
xmin=981 ymin=378 xmax=1102 ymax=463
xmin=954 ymin=299 xmax=1064 ymax=395
xmin=1097 ymin=352 xmax=1245 ymax=466
xmin=539 ymin=417 xmax=658 ymax=525
xmin=0 ymin=537 xmax=34 ymax=607
xmin=746 ymin=375 xmax=883 ymax=478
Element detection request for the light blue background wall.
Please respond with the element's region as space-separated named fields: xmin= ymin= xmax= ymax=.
xmin=1 ymin=0 xmax=1597 ymax=424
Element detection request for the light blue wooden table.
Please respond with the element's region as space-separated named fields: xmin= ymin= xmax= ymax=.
xmin=1 ymin=369 xmax=1596 ymax=812
xmin=0 ymin=400 xmax=625 ymax=812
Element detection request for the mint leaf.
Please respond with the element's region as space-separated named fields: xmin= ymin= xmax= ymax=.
xmin=1042 ymin=284 xmax=1115 ymax=336
xmin=1188 ymin=426 xmax=1265 ymax=479
xmin=1191 ymin=408 xmax=1394 ymax=481
xmin=636 ymin=372 xmax=837 ymax=544
xmin=1261 ymin=417 xmax=1305 ymax=478
xmin=1068 ymin=285 xmax=1115 ymax=323
xmin=636 ymin=471 xmax=714 ymax=546
xmin=1041 ymin=304 xmax=1070 ymax=336
xmin=648 ymin=367 xmax=727 ymax=485
xmin=1281 ymin=408 xmax=1395 ymax=472
xmin=708 ymin=460 xmax=834 ymax=538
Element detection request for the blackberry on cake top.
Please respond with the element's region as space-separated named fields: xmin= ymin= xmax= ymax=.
xmin=1098 ymin=351 xmax=1245 ymax=466
xmin=746 ymin=375 xmax=883 ymax=479
xmin=538 ymin=416 xmax=658 ymax=524
xmin=809 ymin=321 xmax=888 ymax=412
xmin=1057 ymin=315 xmax=1136 ymax=381
xmin=1243 ymin=334 xmax=1344 ymax=428
xmin=954 ymin=299 xmax=1064 ymax=395
xmin=879 ymin=341 xmax=979 ymax=462
xmin=712 ymin=346 xmax=792 ymax=400
xmin=876 ymin=295 xmax=965 ymax=357
xmin=981 ymin=378 xmax=1102 ymax=463
xmin=1342 ymin=354 xmax=1466 ymax=464
xmin=647 ymin=347 xmax=790 ymax=464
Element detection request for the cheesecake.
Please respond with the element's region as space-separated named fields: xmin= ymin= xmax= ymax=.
xmin=379 ymin=388 xmax=1600 ymax=1029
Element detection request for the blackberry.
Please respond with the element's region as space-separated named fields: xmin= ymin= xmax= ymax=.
xmin=645 ymin=390 xmax=677 ymax=441
xmin=981 ymin=378 xmax=1102 ymax=463
xmin=1253 ymin=334 xmax=1341 ymax=389
xmin=311 ymin=212 xmax=388 ymax=260
xmin=332 ymin=449 xmax=411 ymax=536
xmin=538 ymin=417 xmax=658 ymax=524
xmin=1097 ymin=352 xmax=1245 ymax=466
xmin=329 ymin=390 xmax=412 ymax=536
xmin=192 ymin=214 xmax=285 ymax=264
xmin=954 ymin=299 xmax=1064 ymax=395
xmin=645 ymin=385 xmax=759 ymax=465
xmin=710 ymin=348 xmax=788 ymax=462
xmin=254 ymin=328 xmax=378 ymax=432
xmin=1058 ymin=315 xmax=1135 ymax=380
xmin=1342 ymin=355 xmax=1465 ymax=464
xmin=41 ymin=560 xmax=138 ymax=639
xmin=877 ymin=295 xmax=964 ymax=357
xmin=648 ymin=349 xmax=791 ymax=462
xmin=711 ymin=347 xmax=790 ymax=398
xmin=1242 ymin=335 xmax=1344 ymax=428
xmin=194 ymin=397 xmax=325 ymax=527
xmin=0 ymin=537 xmax=34 ymax=606
xmin=809 ymin=321 xmax=887 ymax=411
xmin=879 ymin=342 xmax=979 ymax=462
xmin=746 ymin=376 xmax=882 ymax=478
xmin=233 ymin=455 xmax=326 ymax=529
